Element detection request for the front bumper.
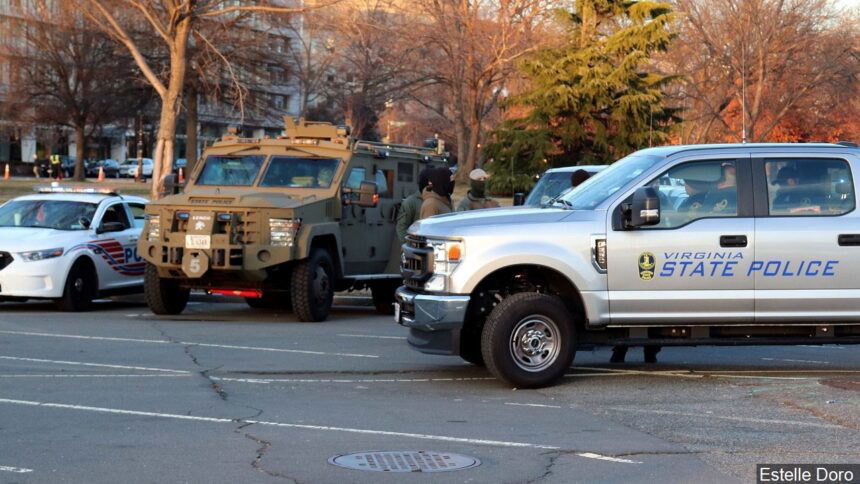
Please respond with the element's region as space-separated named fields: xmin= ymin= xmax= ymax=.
xmin=0 ymin=258 xmax=62 ymax=298
xmin=395 ymin=286 xmax=470 ymax=355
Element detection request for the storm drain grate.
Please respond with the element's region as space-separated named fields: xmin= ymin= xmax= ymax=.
xmin=329 ymin=451 xmax=480 ymax=473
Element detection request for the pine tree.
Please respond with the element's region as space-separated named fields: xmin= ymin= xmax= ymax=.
xmin=485 ymin=0 xmax=680 ymax=194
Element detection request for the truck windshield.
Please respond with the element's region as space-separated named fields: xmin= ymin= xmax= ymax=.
xmin=0 ymin=200 xmax=97 ymax=230
xmin=196 ymin=155 xmax=266 ymax=186
xmin=560 ymin=155 xmax=661 ymax=210
xmin=259 ymin=157 xmax=340 ymax=188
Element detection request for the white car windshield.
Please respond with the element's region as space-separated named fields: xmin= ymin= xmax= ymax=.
xmin=560 ymin=154 xmax=661 ymax=210
xmin=0 ymin=200 xmax=97 ymax=230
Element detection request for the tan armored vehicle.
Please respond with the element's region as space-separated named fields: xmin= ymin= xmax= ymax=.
xmin=139 ymin=118 xmax=447 ymax=321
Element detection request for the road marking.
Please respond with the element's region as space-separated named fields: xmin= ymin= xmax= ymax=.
xmin=0 ymin=374 xmax=191 ymax=379
xmin=761 ymin=358 xmax=830 ymax=365
xmin=504 ymin=402 xmax=562 ymax=409
xmin=609 ymin=407 xmax=844 ymax=430
xmin=799 ymin=345 xmax=845 ymax=349
xmin=576 ymin=453 xmax=642 ymax=464
xmin=337 ymin=333 xmax=407 ymax=340
xmin=0 ymin=465 xmax=33 ymax=473
xmin=212 ymin=376 xmax=496 ymax=384
xmin=0 ymin=330 xmax=379 ymax=359
xmin=0 ymin=355 xmax=191 ymax=374
xmin=0 ymin=397 xmax=562 ymax=451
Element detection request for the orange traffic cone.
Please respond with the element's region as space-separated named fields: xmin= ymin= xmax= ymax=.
xmin=178 ymin=167 xmax=184 ymax=184
xmin=97 ymin=166 xmax=105 ymax=182
xmin=3 ymin=163 xmax=9 ymax=180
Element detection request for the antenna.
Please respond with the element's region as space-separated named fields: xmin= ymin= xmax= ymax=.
xmin=741 ymin=44 xmax=747 ymax=143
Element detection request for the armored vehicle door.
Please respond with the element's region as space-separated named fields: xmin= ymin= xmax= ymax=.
xmin=606 ymin=155 xmax=755 ymax=325
xmin=752 ymin=152 xmax=860 ymax=322
xmin=340 ymin=158 xmax=375 ymax=275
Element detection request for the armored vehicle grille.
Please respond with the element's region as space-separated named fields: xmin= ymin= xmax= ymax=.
xmin=0 ymin=252 xmax=12 ymax=271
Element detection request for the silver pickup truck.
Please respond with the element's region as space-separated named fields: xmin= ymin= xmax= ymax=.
xmin=395 ymin=143 xmax=860 ymax=388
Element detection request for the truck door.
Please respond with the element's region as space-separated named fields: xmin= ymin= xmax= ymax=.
xmin=753 ymin=154 xmax=860 ymax=322
xmin=340 ymin=163 xmax=373 ymax=275
xmin=606 ymin=156 xmax=755 ymax=324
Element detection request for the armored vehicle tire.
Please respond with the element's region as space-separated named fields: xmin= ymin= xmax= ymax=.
xmin=481 ymin=292 xmax=576 ymax=388
xmin=371 ymin=280 xmax=401 ymax=315
xmin=245 ymin=292 xmax=293 ymax=311
xmin=290 ymin=249 xmax=334 ymax=322
xmin=144 ymin=263 xmax=190 ymax=315
xmin=56 ymin=260 xmax=97 ymax=312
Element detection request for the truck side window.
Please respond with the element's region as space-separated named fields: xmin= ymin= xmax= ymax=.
xmin=375 ymin=169 xmax=394 ymax=198
xmin=765 ymin=159 xmax=854 ymax=216
xmin=642 ymin=160 xmax=738 ymax=229
xmin=101 ymin=204 xmax=131 ymax=230
xmin=344 ymin=167 xmax=366 ymax=189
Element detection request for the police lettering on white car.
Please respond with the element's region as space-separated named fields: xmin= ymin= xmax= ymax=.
xmin=0 ymin=186 xmax=147 ymax=311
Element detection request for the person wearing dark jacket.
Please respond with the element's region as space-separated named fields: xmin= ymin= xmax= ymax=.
xmin=420 ymin=167 xmax=454 ymax=218
xmin=396 ymin=167 xmax=432 ymax=243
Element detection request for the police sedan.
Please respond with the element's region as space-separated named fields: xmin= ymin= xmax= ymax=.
xmin=0 ymin=186 xmax=148 ymax=311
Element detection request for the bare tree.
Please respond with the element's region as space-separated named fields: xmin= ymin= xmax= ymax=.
xmin=0 ymin=0 xmax=145 ymax=180
xmin=672 ymin=0 xmax=860 ymax=142
xmin=77 ymin=0 xmax=310 ymax=199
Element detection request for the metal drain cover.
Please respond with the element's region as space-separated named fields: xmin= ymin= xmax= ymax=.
xmin=329 ymin=451 xmax=480 ymax=473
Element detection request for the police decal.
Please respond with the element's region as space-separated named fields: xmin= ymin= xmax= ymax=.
xmin=638 ymin=252 xmax=656 ymax=281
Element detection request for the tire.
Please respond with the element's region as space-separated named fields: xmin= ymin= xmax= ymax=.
xmin=370 ymin=280 xmax=400 ymax=315
xmin=144 ymin=263 xmax=190 ymax=315
xmin=56 ymin=260 xmax=97 ymax=312
xmin=245 ymin=292 xmax=292 ymax=311
xmin=290 ymin=248 xmax=334 ymax=322
xmin=481 ymin=292 xmax=576 ymax=388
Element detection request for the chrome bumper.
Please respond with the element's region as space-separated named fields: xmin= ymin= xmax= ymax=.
xmin=395 ymin=286 xmax=471 ymax=355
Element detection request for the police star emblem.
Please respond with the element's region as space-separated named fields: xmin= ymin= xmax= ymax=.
xmin=638 ymin=252 xmax=656 ymax=281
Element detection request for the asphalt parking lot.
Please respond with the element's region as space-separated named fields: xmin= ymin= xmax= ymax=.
xmin=0 ymin=295 xmax=858 ymax=483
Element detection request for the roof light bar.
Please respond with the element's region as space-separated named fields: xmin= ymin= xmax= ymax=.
xmin=35 ymin=185 xmax=118 ymax=195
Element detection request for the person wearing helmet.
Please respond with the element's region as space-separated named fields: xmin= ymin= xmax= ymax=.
xmin=420 ymin=167 xmax=455 ymax=218
xmin=396 ymin=167 xmax=433 ymax=243
xmin=456 ymin=168 xmax=500 ymax=211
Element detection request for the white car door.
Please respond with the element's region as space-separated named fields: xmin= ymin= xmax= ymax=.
xmin=91 ymin=202 xmax=143 ymax=290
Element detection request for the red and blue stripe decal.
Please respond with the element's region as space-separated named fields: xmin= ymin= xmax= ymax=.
xmin=68 ymin=239 xmax=145 ymax=276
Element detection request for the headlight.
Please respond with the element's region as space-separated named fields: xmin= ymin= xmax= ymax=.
xmin=147 ymin=215 xmax=160 ymax=241
xmin=19 ymin=247 xmax=64 ymax=262
xmin=269 ymin=218 xmax=301 ymax=247
xmin=425 ymin=239 xmax=464 ymax=291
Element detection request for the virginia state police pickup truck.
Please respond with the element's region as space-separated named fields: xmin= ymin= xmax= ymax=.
xmin=396 ymin=143 xmax=860 ymax=388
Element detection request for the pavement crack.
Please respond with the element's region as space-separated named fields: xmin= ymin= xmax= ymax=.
xmin=526 ymin=451 xmax=561 ymax=483
xmin=148 ymin=320 xmax=229 ymax=401
xmin=242 ymin=432 xmax=299 ymax=482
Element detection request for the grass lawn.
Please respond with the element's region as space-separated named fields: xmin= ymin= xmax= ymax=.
xmin=0 ymin=178 xmax=152 ymax=203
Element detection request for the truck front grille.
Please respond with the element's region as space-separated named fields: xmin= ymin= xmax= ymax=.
xmin=0 ymin=252 xmax=12 ymax=271
xmin=402 ymin=235 xmax=433 ymax=289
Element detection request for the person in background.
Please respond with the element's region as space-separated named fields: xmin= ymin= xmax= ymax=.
xmin=571 ymin=168 xmax=592 ymax=187
xmin=420 ymin=166 xmax=454 ymax=218
xmin=456 ymin=168 xmax=499 ymax=211
xmin=396 ymin=167 xmax=432 ymax=243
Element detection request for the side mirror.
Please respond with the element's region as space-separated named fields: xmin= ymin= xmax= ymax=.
xmin=623 ymin=187 xmax=660 ymax=229
xmin=513 ymin=192 xmax=526 ymax=206
xmin=97 ymin=221 xmax=126 ymax=234
xmin=343 ymin=180 xmax=378 ymax=208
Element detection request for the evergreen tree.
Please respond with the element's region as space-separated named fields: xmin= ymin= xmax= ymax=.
xmin=485 ymin=0 xmax=680 ymax=194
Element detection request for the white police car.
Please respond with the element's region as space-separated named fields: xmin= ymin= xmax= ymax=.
xmin=0 ymin=186 xmax=148 ymax=311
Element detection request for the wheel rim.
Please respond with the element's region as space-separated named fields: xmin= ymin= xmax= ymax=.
xmin=312 ymin=266 xmax=331 ymax=305
xmin=73 ymin=277 xmax=85 ymax=294
xmin=509 ymin=315 xmax=561 ymax=372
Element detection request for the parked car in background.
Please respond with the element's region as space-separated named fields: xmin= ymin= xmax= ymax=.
xmin=121 ymin=158 xmax=153 ymax=178
xmin=173 ymin=158 xmax=187 ymax=175
xmin=100 ymin=160 xmax=121 ymax=179
xmin=85 ymin=159 xmax=118 ymax=178
xmin=517 ymin=165 xmax=607 ymax=207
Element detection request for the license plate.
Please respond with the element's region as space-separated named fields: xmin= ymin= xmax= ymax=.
xmin=185 ymin=234 xmax=211 ymax=249
xmin=393 ymin=302 xmax=401 ymax=323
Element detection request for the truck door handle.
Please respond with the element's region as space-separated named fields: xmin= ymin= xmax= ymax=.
xmin=838 ymin=234 xmax=860 ymax=246
xmin=720 ymin=235 xmax=747 ymax=247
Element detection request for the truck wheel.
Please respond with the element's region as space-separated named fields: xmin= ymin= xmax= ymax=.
xmin=481 ymin=292 xmax=576 ymax=388
xmin=144 ymin=263 xmax=189 ymax=315
xmin=370 ymin=280 xmax=400 ymax=315
xmin=56 ymin=261 xmax=97 ymax=312
xmin=291 ymin=249 xmax=334 ymax=322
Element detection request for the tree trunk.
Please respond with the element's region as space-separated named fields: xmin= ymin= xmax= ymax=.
xmin=185 ymin=83 xmax=198 ymax=174
xmin=73 ymin=124 xmax=85 ymax=181
xmin=151 ymin=18 xmax=191 ymax=200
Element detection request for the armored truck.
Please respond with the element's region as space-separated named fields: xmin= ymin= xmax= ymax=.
xmin=397 ymin=142 xmax=860 ymax=388
xmin=139 ymin=118 xmax=448 ymax=321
